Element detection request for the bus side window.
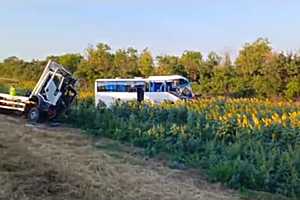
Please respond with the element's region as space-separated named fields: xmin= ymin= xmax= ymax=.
xmin=166 ymin=82 xmax=173 ymax=91
xmin=150 ymin=82 xmax=155 ymax=92
xmin=106 ymin=83 xmax=117 ymax=92
xmin=97 ymin=82 xmax=106 ymax=92
xmin=97 ymin=81 xmax=146 ymax=93
xmin=154 ymin=82 xmax=163 ymax=92
xmin=159 ymin=82 xmax=166 ymax=92
xmin=117 ymin=84 xmax=125 ymax=92
xmin=115 ymin=82 xmax=128 ymax=92
xmin=128 ymin=84 xmax=136 ymax=92
xmin=97 ymin=82 xmax=117 ymax=92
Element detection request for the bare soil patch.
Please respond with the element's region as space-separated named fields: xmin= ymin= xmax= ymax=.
xmin=0 ymin=114 xmax=240 ymax=200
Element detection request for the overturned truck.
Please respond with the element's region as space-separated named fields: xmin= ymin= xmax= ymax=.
xmin=0 ymin=61 xmax=77 ymax=123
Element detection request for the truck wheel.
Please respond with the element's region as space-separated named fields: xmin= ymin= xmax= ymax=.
xmin=27 ymin=107 xmax=40 ymax=123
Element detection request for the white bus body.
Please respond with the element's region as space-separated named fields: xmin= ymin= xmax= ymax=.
xmin=95 ymin=75 xmax=193 ymax=107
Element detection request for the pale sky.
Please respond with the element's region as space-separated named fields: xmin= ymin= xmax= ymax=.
xmin=0 ymin=0 xmax=299 ymax=61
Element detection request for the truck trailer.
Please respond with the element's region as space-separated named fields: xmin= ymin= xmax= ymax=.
xmin=0 ymin=60 xmax=77 ymax=123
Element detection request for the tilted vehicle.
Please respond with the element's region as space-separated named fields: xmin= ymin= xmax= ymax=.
xmin=0 ymin=60 xmax=77 ymax=122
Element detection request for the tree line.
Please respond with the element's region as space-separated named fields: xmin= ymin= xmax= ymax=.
xmin=0 ymin=38 xmax=299 ymax=99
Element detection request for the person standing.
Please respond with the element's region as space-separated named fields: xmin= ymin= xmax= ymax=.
xmin=9 ymin=85 xmax=16 ymax=96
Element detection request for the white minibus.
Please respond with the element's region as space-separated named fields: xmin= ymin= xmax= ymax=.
xmin=95 ymin=75 xmax=193 ymax=107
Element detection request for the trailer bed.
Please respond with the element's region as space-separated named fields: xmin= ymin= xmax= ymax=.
xmin=0 ymin=93 xmax=32 ymax=112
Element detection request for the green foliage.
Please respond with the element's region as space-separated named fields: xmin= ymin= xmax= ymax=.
xmin=138 ymin=48 xmax=154 ymax=76
xmin=58 ymin=54 xmax=83 ymax=73
xmin=0 ymin=58 xmax=45 ymax=82
xmin=0 ymin=84 xmax=8 ymax=93
xmin=180 ymin=51 xmax=203 ymax=82
xmin=0 ymin=38 xmax=299 ymax=99
xmin=66 ymin=100 xmax=300 ymax=198
xmin=285 ymin=79 xmax=300 ymax=100
xmin=236 ymin=38 xmax=272 ymax=76
xmin=0 ymin=83 xmax=27 ymax=96
xmin=46 ymin=54 xmax=82 ymax=73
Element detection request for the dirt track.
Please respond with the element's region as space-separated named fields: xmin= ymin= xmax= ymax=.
xmin=0 ymin=114 xmax=240 ymax=200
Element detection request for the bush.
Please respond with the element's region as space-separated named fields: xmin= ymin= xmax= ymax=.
xmin=285 ymin=79 xmax=300 ymax=100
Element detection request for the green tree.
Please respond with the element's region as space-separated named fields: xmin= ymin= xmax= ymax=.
xmin=203 ymin=51 xmax=222 ymax=79
xmin=58 ymin=54 xmax=83 ymax=73
xmin=114 ymin=49 xmax=128 ymax=77
xmin=180 ymin=51 xmax=203 ymax=82
xmin=236 ymin=38 xmax=272 ymax=76
xmin=1 ymin=39 xmax=300 ymax=99
xmin=87 ymin=43 xmax=114 ymax=76
xmin=285 ymin=78 xmax=300 ymax=99
xmin=3 ymin=56 xmax=23 ymax=64
xmin=257 ymin=52 xmax=286 ymax=97
xmin=75 ymin=43 xmax=114 ymax=89
xmin=234 ymin=38 xmax=273 ymax=97
xmin=113 ymin=48 xmax=140 ymax=77
xmin=138 ymin=49 xmax=154 ymax=76
xmin=207 ymin=66 xmax=236 ymax=96
xmin=223 ymin=52 xmax=232 ymax=67
xmin=156 ymin=55 xmax=179 ymax=75
xmin=126 ymin=47 xmax=140 ymax=76
xmin=207 ymin=52 xmax=222 ymax=67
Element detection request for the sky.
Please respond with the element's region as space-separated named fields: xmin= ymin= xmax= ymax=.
xmin=0 ymin=0 xmax=300 ymax=61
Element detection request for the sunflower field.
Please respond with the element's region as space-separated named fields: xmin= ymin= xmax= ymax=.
xmin=67 ymin=98 xmax=300 ymax=198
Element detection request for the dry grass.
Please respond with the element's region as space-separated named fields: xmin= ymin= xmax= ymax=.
xmin=0 ymin=114 xmax=240 ymax=200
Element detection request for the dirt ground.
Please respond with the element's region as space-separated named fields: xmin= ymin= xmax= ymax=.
xmin=0 ymin=114 xmax=241 ymax=200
